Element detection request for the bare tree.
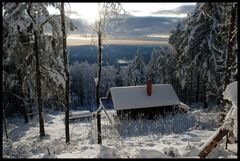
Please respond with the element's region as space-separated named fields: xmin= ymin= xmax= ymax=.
xmin=93 ymin=3 xmax=128 ymax=144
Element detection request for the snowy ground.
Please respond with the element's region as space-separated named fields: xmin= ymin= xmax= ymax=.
xmin=2 ymin=108 xmax=237 ymax=158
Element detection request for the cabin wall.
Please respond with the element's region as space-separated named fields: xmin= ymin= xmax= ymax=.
xmin=116 ymin=106 xmax=176 ymax=120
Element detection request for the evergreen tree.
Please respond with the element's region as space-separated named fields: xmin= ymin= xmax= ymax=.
xmin=169 ymin=2 xmax=238 ymax=105
xmin=128 ymin=48 xmax=146 ymax=86
xmin=148 ymin=48 xmax=160 ymax=84
xmin=100 ymin=66 xmax=117 ymax=97
xmin=70 ymin=61 xmax=97 ymax=110
xmin=3 ymin=2 xmax=76 ymax=137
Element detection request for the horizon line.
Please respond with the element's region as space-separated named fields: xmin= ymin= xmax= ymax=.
xmin=67 ymin=39 xmax=170 ymax=46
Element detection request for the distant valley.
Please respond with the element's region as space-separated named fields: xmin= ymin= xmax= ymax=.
xmin=67 ymin=44 xmax=170 ymax=66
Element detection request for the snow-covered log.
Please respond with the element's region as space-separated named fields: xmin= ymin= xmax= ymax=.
xmin=198 ymin=81 xmax=238 ymax=158
xmin=198 ymin=127 xmax=228 ymax=158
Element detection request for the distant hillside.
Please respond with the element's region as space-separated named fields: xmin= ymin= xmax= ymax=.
xmin=108 ymin=16 xmax=183 ymax=41
xmin=68 ymin=16 xmax=183 ymax=41
xmin=67 ymin=44 xmax=170 ymax=66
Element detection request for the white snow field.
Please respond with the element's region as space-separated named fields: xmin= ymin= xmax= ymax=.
xmin=2 ymin=107 xmax=237 ymax=158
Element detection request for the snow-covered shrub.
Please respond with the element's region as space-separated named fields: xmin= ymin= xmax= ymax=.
xmin=162 ymin=146 xmax=181 ymax=157
xmin=136 ymin=149 xmax=170 ymax=158
xmin=114 ymin=112 xmax=197 ymax=137
xmin=190 ymin=102 xmax=204 ymax=109
xmin=2 ymin=139 xmax=14 ymax=158
xmin=190 ymin=109 xmax=221 ymax=130
xmin=222 ymin=81 xmax=238 ymax=141
xmin=182 ymin=146 xmax=200 ymax=157
xmin=3 ymin=139 xmax=32 ymax=158
xmin=223 ymin=81 xmax=237 ymax=108
xmin=179 ymin=102 xmax=190 ymax=113
xmin=46 ymin=139 xmax=66 ymax=155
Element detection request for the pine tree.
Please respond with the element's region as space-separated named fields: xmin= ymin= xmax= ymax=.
xmin=100 ymin=66 xmax=117 ymax=97
xmin=3 ymin=2 xmax=75 ymax=137
xmin=169 ymin=2 xmax=238 ymax=105
xmin=128 ymin=48 xmax=146 ymax=86
xmin=2 ymin=2 xmax=32 ymax=122
xmin=70 ymin=61 xmax=97 ymax=109
xmin=148 ymin=48 xmax=160 ymax=84
xmin=224 ymin=3 xmax=238 ymax=90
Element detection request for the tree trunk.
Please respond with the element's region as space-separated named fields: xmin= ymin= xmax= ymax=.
xmin=61 ymin=2 xmax=70 ymax=143
xmin=34 ymin=30 xmax=45 ymax=138
xmin=17 ymin=70 xmax=29 ymax=123
xmin=196 ymin=71 xmax=200 ymax=102
xmin=189 ymin=67 xmax=193 ymax=104
xmin=224 ymin=4 xmax=237 ymax=89
xmin=162 ymin=66 xmax=165 ymax=84
xmin=3 ymin=104 xmax=8 ymax=139
xmin=96 ymin=21 xmax=102 ymax=144
xmin=184 ymin=86 xmax=187 ymax=104
xmin=203 ymin=93 xmax=208 ymax=109
xmin=26 ymin=3 xmax=45 ymax=137
xmin=14 ymin=89 xmax=19 ymax=114
xmin=27 ymin=86 xmax=33 ymax=119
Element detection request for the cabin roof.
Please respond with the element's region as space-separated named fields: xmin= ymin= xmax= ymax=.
xmin=109 ymin=84 xmax=180 ymax=110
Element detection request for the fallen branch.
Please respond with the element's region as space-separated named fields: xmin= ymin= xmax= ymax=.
xmin=198 ymin=128 xmax=228 ymax=158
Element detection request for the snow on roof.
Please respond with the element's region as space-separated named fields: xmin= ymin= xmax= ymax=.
xmin=110 ymin=84 xmax=180 ymax=110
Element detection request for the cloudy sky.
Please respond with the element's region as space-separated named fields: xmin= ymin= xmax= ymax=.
xmin=66 ymin=3 xmax=196 ymax=22
xmin=49 ymin=3 xmax=196 ymax=45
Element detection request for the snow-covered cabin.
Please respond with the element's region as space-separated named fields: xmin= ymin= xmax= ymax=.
xmin=101 ymin=81 xmax=182 ymax=119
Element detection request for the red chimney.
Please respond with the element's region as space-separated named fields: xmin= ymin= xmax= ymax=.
xmin=147 ymin=79 xmax=152 ymax=96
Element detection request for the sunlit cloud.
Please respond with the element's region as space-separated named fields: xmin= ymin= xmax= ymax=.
xmin=131 ymin=10 xmax=142 ymax=13
xmin=48 ymin=3 xmax=196 ymax=24
xmin=105 ymin=39 xmax=167 ymax=45
xmin=66 ymin=10 xmax=80 ymax=17
xmin=151 ymin=4 xmax=195 ymax=16
xmin=122 ymin=3 xmax=196 ymax=18
xmin=67 ymin=34 xmax=93 ymax=40
xmin=117 ymin=59 xmax=132 ymax=64
xmin=133 ymin=29 xmax=145 ymax=32
xmin=146 ymin=34 xmax=169 ymax=38
xmin=68 ymin=3 xmax=99 ymax=24
xmin=53 ymin=3 xmax=197 ymax=45
xmin=67 ymin=35 xmax=168 ymax=46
